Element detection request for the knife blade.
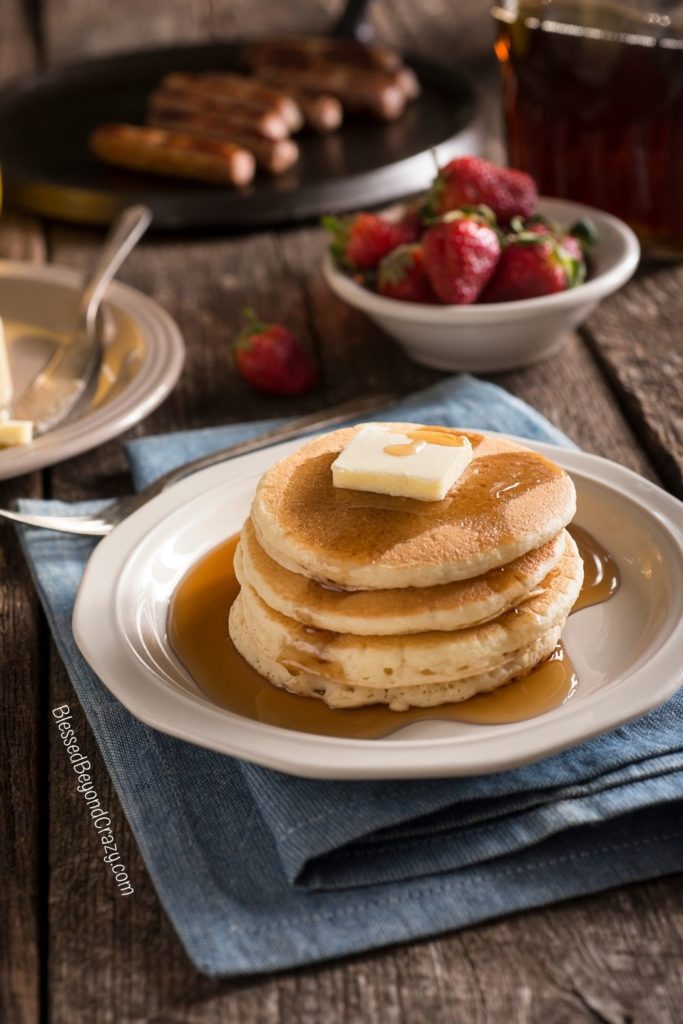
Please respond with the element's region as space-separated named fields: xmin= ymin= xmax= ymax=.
xmin=10 ymin=325 xmax=101 ymax=435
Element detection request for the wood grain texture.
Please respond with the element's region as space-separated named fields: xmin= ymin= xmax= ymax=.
xmin=0 ymin=4 xmax=45 ymax=1023
xmin=583 ymin=263 xmax=683 ymax=498
xmin=1 ymin=0 xmax=680 ymax=1022
xmin=42 ymin=0 xmax=344 ymax=62
xmin=0 ymin=458 xmax=43 ymax=1024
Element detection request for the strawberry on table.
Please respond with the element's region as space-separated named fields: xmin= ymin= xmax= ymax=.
xmin=482 ymin=232 xmax=585 ymax=303
xmin=324 ymin=211 xmax=418 ymax=270
xmin=234 ymin=308 xmax=318 ymax=396
xmin=377 ymin=244 xmax=436 ymax=303
xmin=422 ymin=207 xmax=501 ymax=304
xmin=427 ymin=156 xmax=538 ymax=225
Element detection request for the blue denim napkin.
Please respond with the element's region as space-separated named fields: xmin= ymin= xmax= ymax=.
xmin=17 ymin=375 xmax=683 ymax=976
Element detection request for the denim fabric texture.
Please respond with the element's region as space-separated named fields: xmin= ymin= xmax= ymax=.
xmin=16 ymin=375 xmax=683 ymax=976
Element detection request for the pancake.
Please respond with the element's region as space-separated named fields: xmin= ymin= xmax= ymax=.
xmin=230 ymin=596 xmax=562 ymax=710
xmin=229 ymin=531 xmax=583 ymax=692
xmin=237 ymin=517 xmax=568 ymax=635
xmin=250 ymin=424 xmax=576 ymax=589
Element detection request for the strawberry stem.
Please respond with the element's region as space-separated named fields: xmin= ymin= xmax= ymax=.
xmin=322 ymin=215 xmax=349 ymax=265
xmin=569 ymin=218 xmax=598 ymax=247
xmin=241 ymin=306 xmax=268 ymax=335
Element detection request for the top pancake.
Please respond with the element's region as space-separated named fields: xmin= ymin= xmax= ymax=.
xmin=251 ymin=424 xmax=576 ymax=589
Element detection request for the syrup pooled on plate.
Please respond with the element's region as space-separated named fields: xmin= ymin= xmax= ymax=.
xmin=167 ymin=526 xmax=619 ymax=740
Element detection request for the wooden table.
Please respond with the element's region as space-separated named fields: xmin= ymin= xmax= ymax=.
xmin=2 ymin=1 xmax=682 ymax=1021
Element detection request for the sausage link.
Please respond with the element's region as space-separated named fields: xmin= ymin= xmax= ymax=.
xmin=90 ymin=123 xmax=256 ymax=186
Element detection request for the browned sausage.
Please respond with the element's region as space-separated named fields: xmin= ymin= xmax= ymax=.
xmin=157 ymin=74 xmax=290 ymax=139
xmin=395 ymin=66 xmax=421 ymax=101
xmin=146 ymin=108 xmax=299 ymax=174
xmin=252 ymin=65 xmax=406 ymax=121
xmin=286 ymin=90 xmax=343 ymax=133
xmin=183 ymin=72 xmax=304 ymax=132
xmin=90 ymin=123 xmax=256 ymax=186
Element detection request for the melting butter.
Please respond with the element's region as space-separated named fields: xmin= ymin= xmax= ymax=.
xmin=332 ymin=423 xmax=473 ymax=501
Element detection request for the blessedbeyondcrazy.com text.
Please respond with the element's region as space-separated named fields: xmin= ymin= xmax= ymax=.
xmin=52 ymin=704 xmax=134 ymax=896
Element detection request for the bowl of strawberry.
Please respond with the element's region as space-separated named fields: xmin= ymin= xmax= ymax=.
xmin=322 ymin=157 xmax=640 ymax=373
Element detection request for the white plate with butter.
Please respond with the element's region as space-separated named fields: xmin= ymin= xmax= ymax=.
xmin=73 ymin=434 xmax=683 ymax=779
xmin=0 ymin=261 xmax=184 ymax=479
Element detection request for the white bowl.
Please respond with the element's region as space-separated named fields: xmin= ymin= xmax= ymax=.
xmin=323 ymin=197 xmax=640 ymax=373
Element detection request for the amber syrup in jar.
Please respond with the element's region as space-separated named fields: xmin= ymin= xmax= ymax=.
xmin=493 ymin=1 xmax=683 ymax=257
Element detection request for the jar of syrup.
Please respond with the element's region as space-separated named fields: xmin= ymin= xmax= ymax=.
xmin=492 ymin=0 xmax=683 ymax=257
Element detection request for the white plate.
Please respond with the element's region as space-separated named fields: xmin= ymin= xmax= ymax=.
xmin=0 ymin=261 xmax=184 ymax=479
xmin=73 ymin=436 xmax=683 ymax=780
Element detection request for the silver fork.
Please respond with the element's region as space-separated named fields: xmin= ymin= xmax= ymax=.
xmin=0 ymin=392 xmax=396 ymax=536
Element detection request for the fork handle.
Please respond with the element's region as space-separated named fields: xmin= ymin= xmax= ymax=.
xmin=78 ymin=205 xmax=153 ymax=337
xmin=147 ymin=391 xmax=398 ymax=498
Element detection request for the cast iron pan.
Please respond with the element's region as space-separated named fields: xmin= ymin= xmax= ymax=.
xmin=0 ymin=1 xmax=478 ymax=228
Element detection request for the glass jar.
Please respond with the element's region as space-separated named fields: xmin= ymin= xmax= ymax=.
xmin=492 ymin=0 xmax=683 ymax=257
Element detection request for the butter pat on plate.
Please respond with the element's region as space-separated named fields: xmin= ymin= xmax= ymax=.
xmin=0 ymin=410 xmax=34 ymax=446
xmin=0 ymin=321 xmax=34 ymax=447
xmin=331 ymin=424 xmax=473 ymax=501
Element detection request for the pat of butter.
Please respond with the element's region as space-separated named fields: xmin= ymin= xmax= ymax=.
xmin=0 ymin=417 xmax=33 ymax=447
xmin=331 ymin=424 xmax=472 ymax=501
xmin=0 ymin=320 xmax=34 ymax=446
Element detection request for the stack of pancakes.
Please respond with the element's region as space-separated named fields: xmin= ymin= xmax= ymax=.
xmin=229 ymin=425 xmax=583 ymax=711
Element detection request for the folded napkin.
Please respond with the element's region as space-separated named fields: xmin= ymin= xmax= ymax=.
xmin=17 ymin=375 xmax=683 ymax=976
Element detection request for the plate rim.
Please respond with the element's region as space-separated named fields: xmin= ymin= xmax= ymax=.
xmin=0 ymin=260 xmax=185 ymax=479
xmin=72 ymin=434 xmax=683 ymax=779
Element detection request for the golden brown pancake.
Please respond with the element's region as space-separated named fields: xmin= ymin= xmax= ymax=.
xmin=250 ymin=424 xmax=576 ymax=589
xmin=229 ymin=597 xmax=562 ymax=710
xmin=237 ymin=517 xmax=568 ymax=635
xmin=229 ymin=532 xmax=583 ymax=691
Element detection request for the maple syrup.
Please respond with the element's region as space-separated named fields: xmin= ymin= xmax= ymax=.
xmin=383 ymin=427 xmax=472 ymax=457
xmin=493 ymin=0 xmax=683 ymax=256
xmin=167 ymin=525 xmax=619 ymax=740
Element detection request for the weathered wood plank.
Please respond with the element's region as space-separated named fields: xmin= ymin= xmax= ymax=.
xmin=0 ymin=460 xmax=43 ymax=1024
xmin=584 ymin=264 xmax=683 ymax=498
xmin=0 ymin=4 xmax=46 ymax=1023
xmin=42 ymin=0 xmax=343 ymax=62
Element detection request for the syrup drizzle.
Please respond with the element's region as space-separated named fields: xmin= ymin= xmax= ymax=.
xmin=167 ymin=525 xmax=619 ymax=740
xmin=383 ymin=427 xmax=471 ymax=458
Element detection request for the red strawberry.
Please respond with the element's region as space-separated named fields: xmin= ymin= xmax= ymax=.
xmin=481 ymin=233 xmax=584 ymax=303
xmin=422 ymin=209 xmax=501 ymax=305
xmin=396 ymin=200 xmax=425 ymax=240
xmin=427 ymin=156 xmax=537 ymax=224
xmin=377 ymin=244 xmax=436 ymax=303
xmin=234 ymin=308 xmax=318 ymax=396
xmin=513 ymin=214 xmax=596 ymax=262
xmin=324 ymin=212 xmax=418 ymax=270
